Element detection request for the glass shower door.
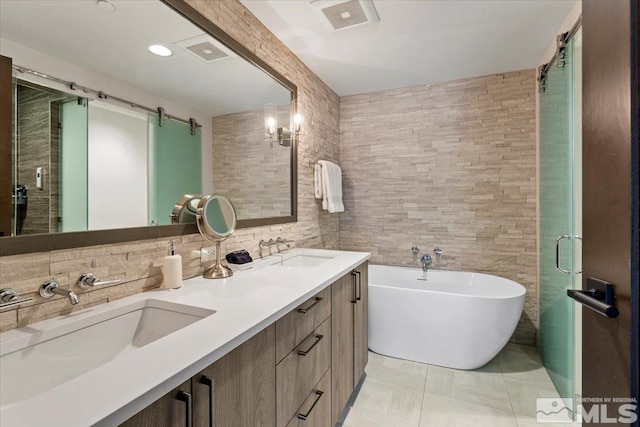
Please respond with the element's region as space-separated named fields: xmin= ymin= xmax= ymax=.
xmin=539 ymin=36 xmax=578 ymax=403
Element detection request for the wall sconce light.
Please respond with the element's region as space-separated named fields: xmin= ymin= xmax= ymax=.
xmin=264 ymin=103 xmax=277 ymax=143
xmin=265 ymin=101 xmax=304 ymax=147
xmin=281 ymin=99 xmax=303 ymax=147
xmin=292 ymin=99 xmax=304 ymax=143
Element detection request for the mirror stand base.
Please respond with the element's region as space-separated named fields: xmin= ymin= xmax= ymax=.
xmin=203 ymin=240 xmax=234 ymax=279
xmin=203 ymin=263 xmax=233 ymax=279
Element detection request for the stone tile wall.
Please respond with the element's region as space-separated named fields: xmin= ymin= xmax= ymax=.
xmin=0 ymin=0 xmax=341 ymax=332
xmin=339 ymin=70 xmax=538 ymax=344
xmin=213 ymin=105 xmax=291 ymax=220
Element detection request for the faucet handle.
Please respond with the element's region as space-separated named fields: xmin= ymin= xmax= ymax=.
xmin=434 ymin=247 xmax=443 ymax=255
xmin=77 ymin=273 xmax=121 ymax=289
xmin=411 ymin=245 xmax=420 ymax=254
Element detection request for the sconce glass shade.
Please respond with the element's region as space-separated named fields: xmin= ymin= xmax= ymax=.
xmin=264 ymin=103 xmax=277 ymax=141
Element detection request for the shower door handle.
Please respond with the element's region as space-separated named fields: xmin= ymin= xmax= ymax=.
xmin=555 ymin=235 xmax=571 ymax=274
xmin=555 ymin=235 xmax=582 ymax=274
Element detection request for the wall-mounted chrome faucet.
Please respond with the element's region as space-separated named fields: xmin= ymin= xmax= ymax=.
xmin=275 ymin=236 xmax=292 ymax=249
xmin=40 ymin=281 xmax=79 ymax=305
xmin=260 ymin=237 xmax=293 ymax=255
xmin=420 ymin=254 xmax=433 ymax=272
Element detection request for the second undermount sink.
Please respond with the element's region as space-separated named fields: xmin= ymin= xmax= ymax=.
xmin=0 ymin=299 xmax=215 ymax=409
xmin=272 ymin=254 xmax=335 ymax=268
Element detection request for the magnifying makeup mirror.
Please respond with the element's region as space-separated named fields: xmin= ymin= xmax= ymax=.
xmin=196 ymin=194 xmax=237 ymax=279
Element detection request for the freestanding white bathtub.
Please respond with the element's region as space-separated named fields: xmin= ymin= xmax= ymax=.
xmin=368 ymin=264 xmax=526 ymax=370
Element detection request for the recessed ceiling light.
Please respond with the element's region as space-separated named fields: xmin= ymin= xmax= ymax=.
xmin=341 ymin=11 xmax=352 ymax=19
xmin=148 ymin=44 xmax=173 ymax=57
xmin=96 ymin=0 xmax=116 ymax=12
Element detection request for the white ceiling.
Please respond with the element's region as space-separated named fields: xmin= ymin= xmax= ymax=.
xmin=0 ymin=0 xmax=291 ymax=117
xmin=241 ymin=0 xmax=576 ymax=96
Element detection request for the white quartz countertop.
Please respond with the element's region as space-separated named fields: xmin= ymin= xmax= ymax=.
xmin=0 ymin=248 xmax=370 ymax=427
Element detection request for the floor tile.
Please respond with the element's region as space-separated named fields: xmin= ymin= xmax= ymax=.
xmin=349 ymin=345 xmax=568 ymax=427
xmin=425 ymin=357 xmax=513 ymax=412
xmin=419 ymin=392 xmax=518 ymax=427
xmin=367 ymin=351 xmax=428 ymax=390
xmin=344 ymin=377 xmax=424 ymax=427
xmin=505 ymin=376 xmax=561 ymax=417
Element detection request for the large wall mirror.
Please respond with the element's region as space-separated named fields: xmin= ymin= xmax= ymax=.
xmin=0 ymin=0 xmax=297 ymax=255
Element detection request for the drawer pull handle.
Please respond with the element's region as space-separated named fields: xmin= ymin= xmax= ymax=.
xmin=297 ymin=297 xmax=323 ymax=314
xmin=298 ymin=334 xmax=324 ymax=356
xmin=297 ymin=390 xmax=324 ymax=421
xmin=355 ymin=270 xmax=362 ymax=301
xmin=351 ymin=270 xmax=357 ymax=303
xmin=199 ymin=375 xmax=214 ymax=427
xmin=175 ymin=390 xmax=193 ymax=427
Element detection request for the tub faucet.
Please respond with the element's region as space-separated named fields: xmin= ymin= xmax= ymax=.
xmin=420 ymin=254 xmax=433 ymax=272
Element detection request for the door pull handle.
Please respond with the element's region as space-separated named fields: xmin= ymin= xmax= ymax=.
xmin=567 ymin=277 xmax=619 ymax=318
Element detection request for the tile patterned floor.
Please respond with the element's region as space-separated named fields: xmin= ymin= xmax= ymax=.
xmin=341 ymin=344 xmax=579 ymax=427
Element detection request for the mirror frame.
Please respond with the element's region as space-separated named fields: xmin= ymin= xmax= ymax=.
xmin=0 ymin=0 xmax=298 ymax=256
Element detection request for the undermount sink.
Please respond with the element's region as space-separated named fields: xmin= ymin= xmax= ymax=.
xmin=0 ymin=299 xmax=215 ymax=409
xmin=272 ymin=254 xmax=335 ymax=268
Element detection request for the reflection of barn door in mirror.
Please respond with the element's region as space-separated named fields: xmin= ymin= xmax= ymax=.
xmin=0 ymin=55 xmax=12 ymax=236
xmin=87 ymin=102 xmax=147 ymax=230
xmin=59 ymin=99 xmax=88 ymax=232
xmin=148 ymin=115 xmax=202 ymax=226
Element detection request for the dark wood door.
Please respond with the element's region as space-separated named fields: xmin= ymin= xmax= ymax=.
xmin=582 ymin=0 xmax=639 ymax=424
xmin=0 ymin=55 xmax=12 ymax=237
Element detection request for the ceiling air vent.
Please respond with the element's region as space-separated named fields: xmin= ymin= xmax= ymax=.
xmin=174 ymin=34 xmax=234 ymax=63
xmin=310 ymin=0 xmax=380 ymax=31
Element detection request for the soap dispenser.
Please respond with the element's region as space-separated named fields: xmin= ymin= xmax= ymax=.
xmin=162 ymin=241 xmax=183 ymax=289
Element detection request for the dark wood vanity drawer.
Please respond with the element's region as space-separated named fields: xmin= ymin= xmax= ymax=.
xmin=276 ymin=287 xmax=331 ymax=363
xmin=285 ymin=368 xmax=332 ymax=427
xmin=276 ymin=318 xmax=331 ymax=427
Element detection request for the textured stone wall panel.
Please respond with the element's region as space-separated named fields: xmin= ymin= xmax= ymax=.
xmin=339 ymin=70 xmax=537 ymax=345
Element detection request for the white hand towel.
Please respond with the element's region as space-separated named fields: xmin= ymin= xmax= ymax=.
xmin=314 ymin=164 xmax=323 ymax=199
xmin=318 ymin=160 xmax=344 ymax=213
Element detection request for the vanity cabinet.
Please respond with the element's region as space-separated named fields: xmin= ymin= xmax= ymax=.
xmin=120 ymin=380 xmax=192 ymax=427
xmin=195 ymin=325 xmax=276 ymax=427
xmin=121 ymin=261 xmax=368 ymax=427
xmin=331 ymin=261 xmax=368 ymax=426
xmin=285 ymin=369 xmax=332 ymax=427
xmin=121 ymin=325 xmax=275 ymax=427
xmin=353 ymin=263 xmax=369 ymax=385
xmin=276 ymin=288 xmax=332 ymax=427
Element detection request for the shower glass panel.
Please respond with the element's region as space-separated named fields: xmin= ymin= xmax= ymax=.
xmin=539 ymin=36 xmax=579 ymax=404
xmin=148 ymin=115 xmax=202 ymax=226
